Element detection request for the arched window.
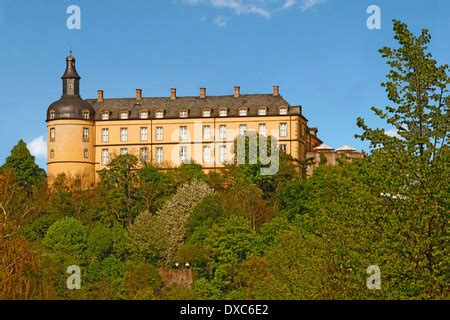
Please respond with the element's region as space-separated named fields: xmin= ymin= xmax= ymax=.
xmin=49 ymin=110 xmax=56 ymax=120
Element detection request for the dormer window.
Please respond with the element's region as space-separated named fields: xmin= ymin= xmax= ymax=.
xmin=120 ymin=111 xmax=129 ymax=120
xmin=219 ymin=108 xmax=228 ymax=117
xmin=140 ymin=110 xmax=149 ymax=119
xmin=82 ymin=110 xmax=90 ymax=120
xmin=258 ymin=108 xmax=267 ymax=116
xmin=179 ymin=109 xmax=188 ymax=118
xmin=101 ymin=111 xmax=110 ymax=120
xmin=239 ymin=108 xmax=248 ymax=117
xmin=279 ymin=107 xmax=288 ymax=115
xmin=202 ymin=109 xmax=211 ymax=117
xmin=155 ymin=110 xmax=164 ymax=119
xmin=49 ymin=110 xmax=56 ymax=120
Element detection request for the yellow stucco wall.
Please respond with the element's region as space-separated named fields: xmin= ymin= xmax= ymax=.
xmin=48 ymin=115 xmax=308 ymax=186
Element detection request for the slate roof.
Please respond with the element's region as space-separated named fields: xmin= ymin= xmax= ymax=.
xmin=85 ymin=94 xmax=301 ymax=120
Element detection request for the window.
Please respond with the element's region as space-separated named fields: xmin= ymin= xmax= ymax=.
xmin=140 ymin=127 xmax=148 ymax=141
xmin=179 ymin=126 xmax=188 ymax=141
xmin=202 ymin=109 xmax=211 ymax=117
xmin=219 ymin=125 xmax=227 ymax=139
xmin=155 ymin=110 xmax=164 ymax=119
xmin=219 ymin=108 xmax=227 ymax=117
xmin=140 ymin=110 xmax=149 ymax=119
xmin=49 ymin=110 xmax=55 ymax=120
xmin=120 ymin=111 xmax=129 ymax=120
xmin=279 ymin=107 xmax=288 ymax=115
xmin=203 ymin=125 xmax=211 ymax=140
xmin=102 ymin=149 xmax=109 ymax=166
xmin=219 ymin=146 xmax=227 ymax=163
xmin=121 ymin=128 xmax=128 ymax=142
xmin=120 ymin=148 xmax=128 ymax=155
xmin=82 ymin=111 xmax=90 ymax=119
xmin=101 ymin=112 xmax=110 ymax=120
xmin=258 ymin=108 xmax=267 ymax=116
xmin=50 ymin=128 xmax=55 ymax=142
xmin=50 ymin=149 xmax=55 ymax=159
xmin=84 ymin=149 xmax=89 ymax=158
xmin=140 ymin=148 xmax=148 ymax=164
xmin=83 ymin=128 xmax=89 ymax=142
xmin=280 ymin=144 xmax=287 ymax=153
xmin=279 ymin=123 xmax=288 ymax=137
xmin=179 ymin=110 xmax=188 ymax=118
xmin=203 ymin=146 xmax=212 ymax=163
xmin=239 ymin=124 xmax=247 ymax=135
xmin=179 ymin=146 xmax=188 ymax=163
xmin=259 ymin=123 xmax=267 ymax=136
xmin=102 ymin=128 xmax=109 ymax=143
xmin=156 ymin=127 xmax=164 ymax=141
xmin=156 ymin=147 xmax=164 ymax=164
xmin=239 ymin=108 xmax=248 ymax=116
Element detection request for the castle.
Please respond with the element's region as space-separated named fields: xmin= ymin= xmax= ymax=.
xmin=46 ymin=53 xmax=359 ymax=186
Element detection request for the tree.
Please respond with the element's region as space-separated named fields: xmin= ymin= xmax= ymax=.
xmin=127 ymin=211 xmax=168 ymax=263
xmin=2 ymin=140 xmax=46 ymax=188
xmin=355 ymin=20 xmax=449 ymax=299
xmin=97 ymin=154 xmax=140 ymax=226
xmin=42 ymin=217 xmax=87 ymax=265
xmin=157 ymin=180 xmax=214 ymax=263
xmin=136 ymin=165 xmax=174 ymax=214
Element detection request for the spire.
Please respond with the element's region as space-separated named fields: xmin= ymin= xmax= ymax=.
xmin=61 ymin=51 xmax=81 ymax=96
xmin=62 ymin=51 xmax=81 ymax=80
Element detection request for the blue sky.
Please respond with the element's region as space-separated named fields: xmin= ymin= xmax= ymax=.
xmin=0 ymin=0 xmax=449 ymax=169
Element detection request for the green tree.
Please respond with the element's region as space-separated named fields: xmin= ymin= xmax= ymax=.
xmin=2 ymin=140 xmax=46 ymax=188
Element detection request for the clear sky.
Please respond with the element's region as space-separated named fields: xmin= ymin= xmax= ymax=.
xmin=0 ymin=0 xmax=449 ymax=169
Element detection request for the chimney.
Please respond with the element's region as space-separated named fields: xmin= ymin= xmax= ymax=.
xmin=170 ymin=88 xmax=177 ymax=100
xmin=273 ymin=85 xmax=280 ymax=97
xmin=136 ymin=88 xmax=142 ymax=101
xmin=97 ymin=90 xmax=104 ymax=102
xmin=234 ymin=86 xmax=240 ymax=98
xmin=200 ymin=87 xmax=206 ymax=99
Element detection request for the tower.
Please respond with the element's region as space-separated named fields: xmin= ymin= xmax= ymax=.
xmin=46 ymin=52 xmax=96 ymax=187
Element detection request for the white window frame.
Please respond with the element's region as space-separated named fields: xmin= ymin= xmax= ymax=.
xmin=121 ymin=128 xmax=128 ymax=142
xmin=239 ymin=124 xmax=247 ymax=135
xmin=83 ymin=128 xmax=89 ymax=141
xmin=258 ymin=108 xmax=267 ymax=116
xmin=219 ymin=108 xmax=227 ymax=117
xmin=140 ymin=148 xmax=148 ymax=163
xmin=179 ymin=146 xmax=188 ymax=163
xmin=82 ymin=110 xmax=90 ymax=120
xmin=140 ymin=127 xmax=148 ymax=141
xmin=102 ymin=128 xmax=109 ymax=143
xmin=155 ymin=110 xmax=164 ymax=119
xmin=239 ymin=108 xmax=248 ymax=116
xmin=101 ymin=112 xmax=110 ymax=120
xmin=202 ymin=109 xmax=211 ymax=117
xmin=219 ymin=145 xmax=227 ymax=163
xmin=120 ymin=111 xmax=129 ymax=120
xmin=156 ymin=127 xmax=164 ymax=141
xmin=156 ymin=147 xmax=164 ymax=164
xmin=140 ymin=110 xmax=149 ymax=119
xmin=120 ymin=148 xmax=128 ymax=155
xmin=203 ymin=125 xmax=211 ymax=140
xmin=279 ymin=107 xmax=288 ymax=115
xmin=102 ymin=149 xmax=109 ymax=166
xmin=179 ymin=126 xmax=188 ymax=141
xmin=259 ymin=123 xmax=267 ymax=136
xmin=203 ymin=146 xmax=212 ymax=163
xmin=219 ymin=125 xmax=227 ymax=139
xmin=49 ymin=111 xmax=55 ymax=120
xmin=179 ymin=110 xmax=188 ymax=118
xmin=279 ymin=123 xmax=288 ymax=137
